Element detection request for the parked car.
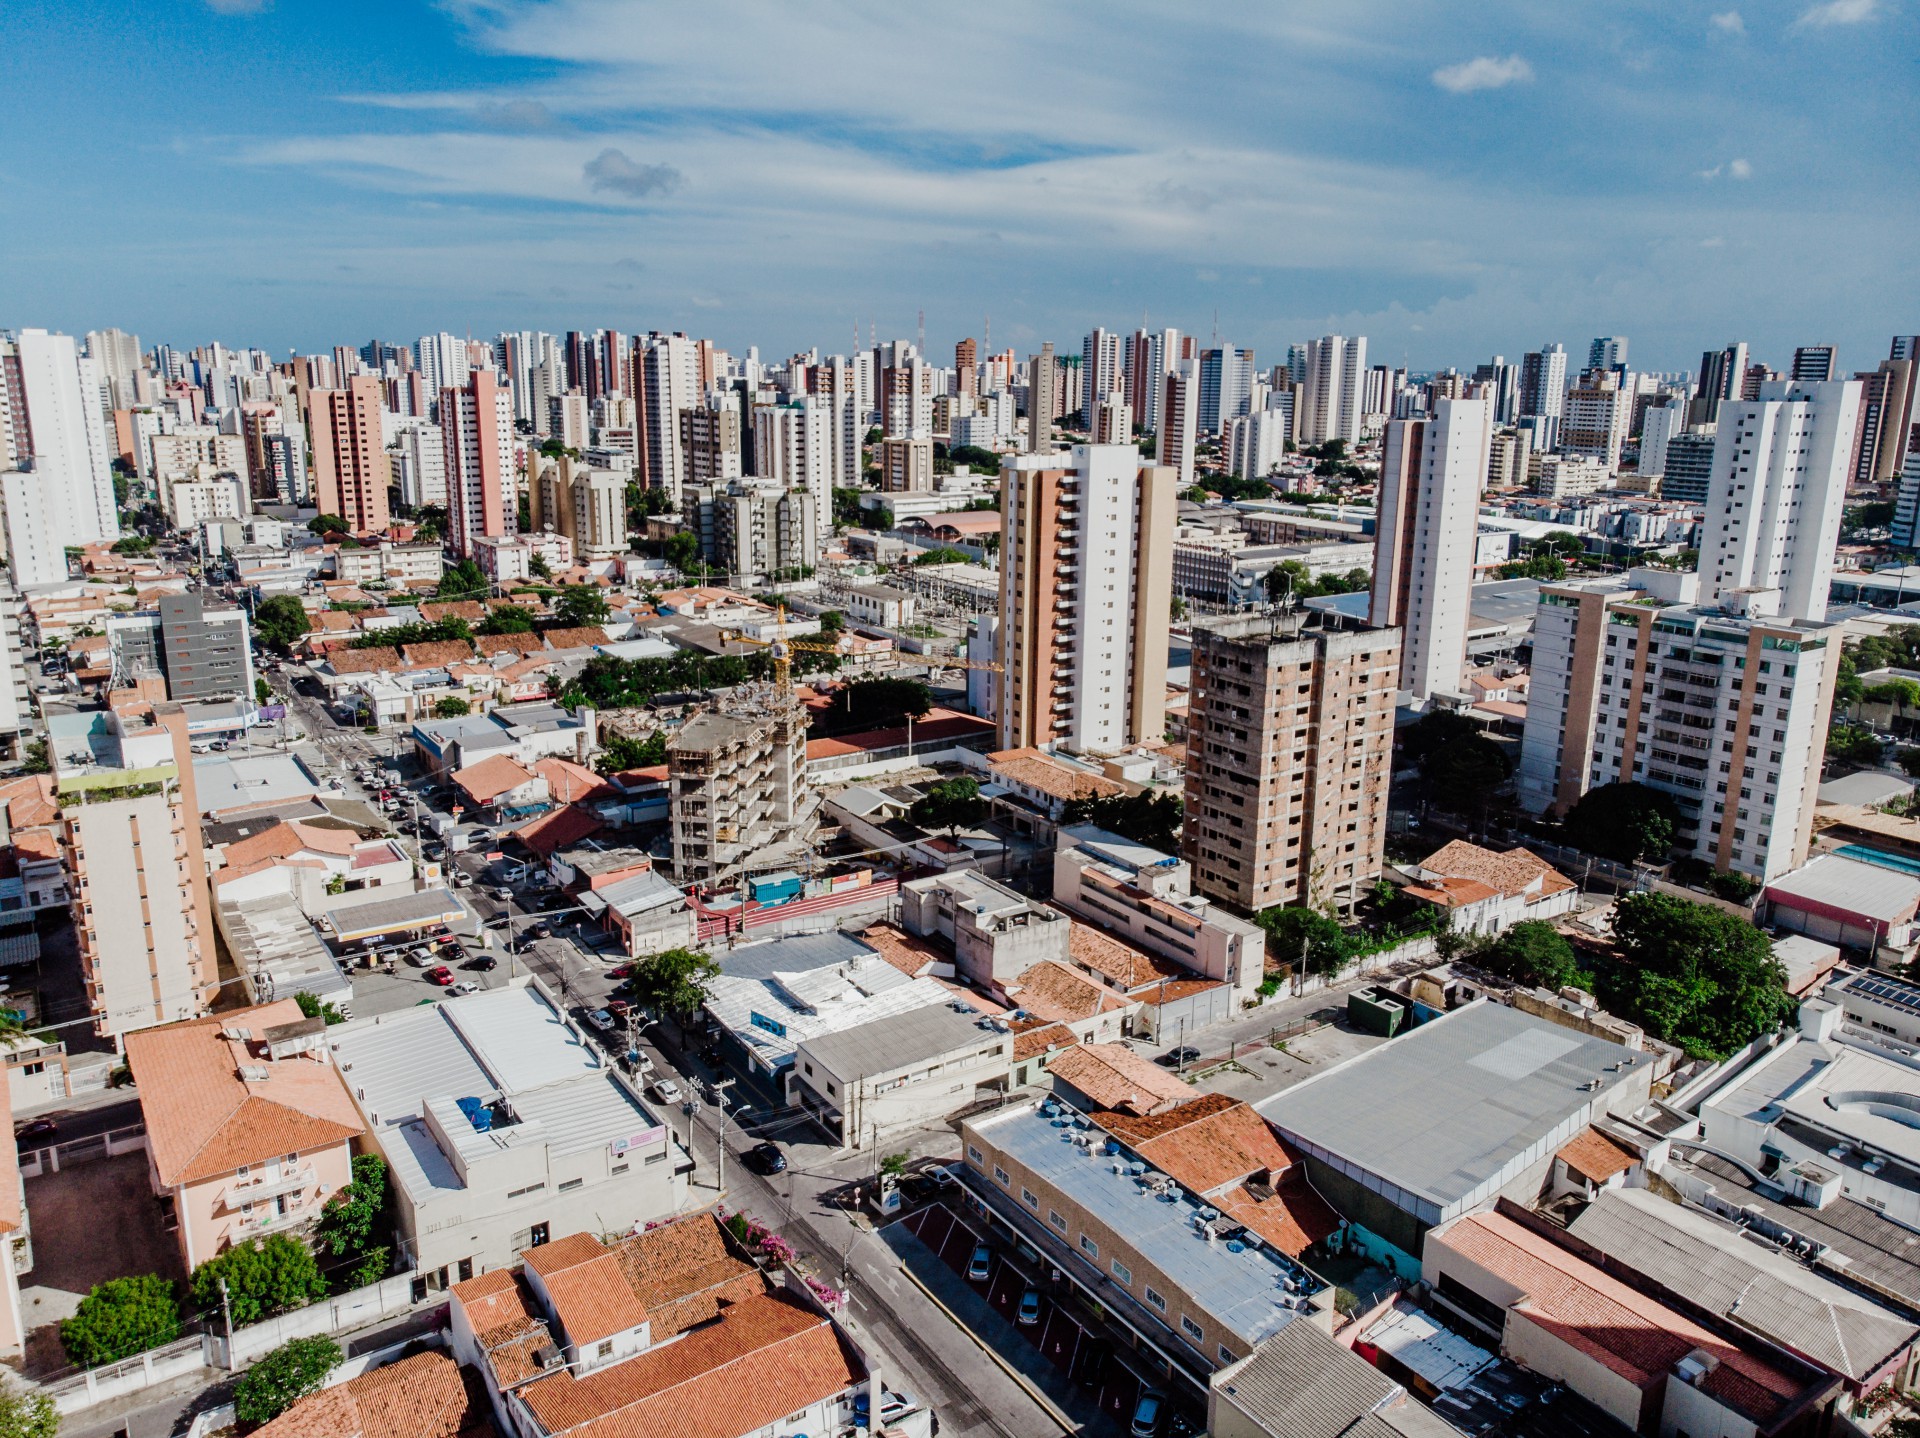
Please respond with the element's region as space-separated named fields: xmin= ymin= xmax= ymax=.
xmin=493 ymin=887 xmax=513 ymax=901
xmin=462 ymin=955 xmax=498 ymax=972
xmin=404 ymin=949 xmax=432 ymax=968
xmin=746 ymin=1141 xmax=787 ymax=1175
xmin=1017 ymin=1289 xmax=1042 ymax=1326
xmin=607 ymin=964 xmax=633 ymax=980
xmin=898 ymin=1174 xmax=937 ymax=1205
xmin=1156 ymin=1046 xmax=1201 ymax=1067
xmin=1131 ymin=1393 xmax=1164 ymax=1437
xmin=586 ymin=1008 xmax=618 ymax=1032
xmin=526 ymin=923 xmax=550 ymax=941
xmin=853 ymin=1391 xmax=915 ymax=1427
xmin=606 ymin=998 xmax=631 ymax=1019
xmin=425 ymin=966 xmax=454 ymax=986
xmin=930 ymin=1166 xmax=958 ymax=1188
xmin=632 ymin=1051 xmax=655 ymax=1074
xmin=967 ymin=1244 xmax=992 ymax=1282
xmin=649 ymin=1078 xmax=684 ymax=1104
xmin=484 ymin=914 xmax=510 ymax=929
xmin=14 ymin=1119 xmax=57 ymax=1145
xmin=447 ymin=981 xmax=480 ymax=997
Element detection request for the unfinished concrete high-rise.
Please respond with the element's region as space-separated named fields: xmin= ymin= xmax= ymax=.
xmin=1182 ymin=611 xmax=1400 ymax=913
xmin=667 ymin=682 xmax=816 ymax=884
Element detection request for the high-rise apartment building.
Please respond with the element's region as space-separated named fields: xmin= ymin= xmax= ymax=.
xmin=1660 ymin=433 xmax=1718 ymax=504
xmin=0 ymin=330 xmax=118 ymax=549
xmin=679 ymin=406 xmax=742 ymax=486
xmin=997 ymin=446 xmax=1174 ymax=755
xmin=1473 ymin=358 xmax=1519 ymax=425
xmin=529 ymin=452 xmax=628 ymax=561
xmin=1560 ymin=370 xmax=1631 ymax=470
xmin=1026 ymin=343 xmax=1056 ymax=453
xmin=49 ymin=702 xmax=214 ymax=1044
xmin=440 ymin=370 xmax=514 ymax=558
xmin=1156 ymin=362 xmax=1199 ymax=488
xmin=1089 ymin=394 xmax=1133 ymax=445
xmin=1369 ymin=399 xmax=1490 ymax=704
xmin=1698 ymin=380 xmax=1860 ymax=622
xmin=1182 ymin=611 xmax=1400 ymax=913
xmin=1124 ymin=328 xmax=1180 ymax=434
xmin=309 ymin=375 xmax=390 ymax=534
xmin=1081 ymin=329 xmax=1122 ymax=426
xmin=393 ymin=421 xmax=447 ymax=509
xmin=955 ymin=338 xmax=978 ymax=401
xmin=1791 ymin=346 xmax=1838 ymax=384
xmin=1586 ymin=336 xmax=1628 ymax=374
xmin=1851 ymin=356 xmax=1917 ymax=486
xmin=1197 ymin=347 xmax=1256 ymax=434
xmin=1224 ymin=405 xmax=1289 ymax=484
xmin=415 ymin=332 xmax=471 ymax=400
xmin=1690 ymin=342 xmax=1749 ymax=427
xmin=636 ymin=332 xmax=701 ymax=495
xmin=667 ymin=690 xmax=815 ymax=883
xmin=1517 ymin=572 xmax=1838 ymax=882
xmin=751 ymin=396 xmax=843 ymax=539
xmin=1517 ymin=343 xmax=1568 ymax=445
xmin=683 ymin=478 xmax=819 ymax=584
xmin=85 ymin=328 xmax=145 ymax=410
xmin=878 ymin=435 xmax=934 ymax=493
xmin=1302 ymin=335 xmax=1367 ymax=446
xmin=1637 ymin=401 xmax=1682 ymax=479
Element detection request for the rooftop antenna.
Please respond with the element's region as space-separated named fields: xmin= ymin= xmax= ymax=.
xmin=1212 ymin=307 xmax=1220 ymax=349
xmin=917 ymin=308 xmax=926 ymax=355
xmin=984 ymin=314 xmax=990 ymax=354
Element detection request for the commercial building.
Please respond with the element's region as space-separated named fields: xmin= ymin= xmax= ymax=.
xmin=1370 ymin=398 xmax=1490 ymax=703
xmin=1762 ymin=853 xmax=1920 ymax=964
xmin=1208 ymin=1319 xmax=1455 ymax=1438
xmin=104 ymin=590 xmax=254 ymax=701
xmin=311 ymin=374 xmax=391 ymax=533
xmin=48 ymin=703 xmax=215 ymax=1044
xmin=1052 ymin=825 xmax=1264 ymax=1002
xmin=668 ymin=689 xmax=814 ymax=882
xmin=1516 ymin=570 xmax=1841 ymax=881
xmin=794 ymin=1003 xmax=1011 ymax=1149
xmin=125 ymin=1000 xmax=364 ymax=1270
xmin=1181 ymin=610 xmax=1399 ymax=912
xmin=997 ymin=445 xmax=1175 ymax=754
xmin=1257 ymin=1001 xmax=1652 ymax=1268
xmin=440 ymin=368 xmax=514 ymax=558
xmin=330 ymin=984 xmax=690 ymax=1284
xmin=1698 ymin=379 xmax=1860 ymax=622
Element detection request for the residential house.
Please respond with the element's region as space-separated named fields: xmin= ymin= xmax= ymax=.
xmin=253 ymin=1348 xmax=490 ymax=1438
xmin=1400 ymin=840 xmax=1579 ymax=937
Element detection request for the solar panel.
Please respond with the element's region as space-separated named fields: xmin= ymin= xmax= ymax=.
xmin=1845 ymin=974 xmax=1920 ymax=1016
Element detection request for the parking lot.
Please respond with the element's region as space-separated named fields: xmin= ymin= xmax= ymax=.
xmin=901 ymin=1201 xmax=1200 ymax=1436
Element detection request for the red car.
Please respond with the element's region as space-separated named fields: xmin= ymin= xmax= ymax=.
xmin=606 ymin=998 xmax=631 ymax=1019
xmin=426 ymin=965 xmax=454 ymax=986
xmin=607 ymin=965 xmax=633 ymax=981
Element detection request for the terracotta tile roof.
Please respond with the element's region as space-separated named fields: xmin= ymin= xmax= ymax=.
xmin=252 ymin=1349 xmax=491 ymax=1438
xmin=1067 ymin=923 xmax=1187 ymax=992
xmin=528 ymin=1236 xmax=649 ymax=1347
xmin=518 ymin=1291 xmax=857 ymax=1438
xmin=539 ymin=625 xmax=610 ymax=651
xmin=220 ymin=819 xmax=361 ymax=870
xmin=523 ymin=1232 xmax=613 ymax=1278
xmin=1416 ymin=840 xmax=1575 ymax=903
xmin=453 ymin=1269 xmax=554 ymax=1388
xmin=1013 ymin=1022 xmax=1076 ymax=1061
xmin=532 ymin=757 xmax=614 ymax=805
xmin=455 ymin=755 xmax=540 ymax=805
xmin=402 ymin=639 xmax=479 ymax=669
xmin=1095 ymin=1093 xmax=1338 ymax=1257
xmin=857 ymin=924 xmax=947 ymax=978
xmin=1434 ymin=1212 xmax=1802 ymax=1421
xmin=1045 ymin=1043 xmax=1192 ymax=1114
xmin=609 ymin=1212 xmax=767 ymax=1339
xmin=125 ymin=1001 xmax=366 ymax=1187
xmin=986 ymin=747 xmax=1125 ymax=803
xmin=1556 ymin=1128 xmax=1639 ymax=1185
xmin=1007 ymin=961 xmax=1132 ymax=1024
xmin=327 ymin=646 xmax=403 ymax=675
xmin=473 ymin=632 xmax=544 ymax=657
xmin=419 ymin=601 xmax=486 ymax=622
xmin=513 ymin=804 xmax=605 ymax=857
xmin=1403 ymin=876 xmax=1504 ymax=909
xmin=0 ymin=774 xmax=58 ymax=829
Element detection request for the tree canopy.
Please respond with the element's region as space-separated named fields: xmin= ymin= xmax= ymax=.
xmin=477 ymin=604 xmax=537 ymax=635
xmin=1597 ymin=891 xmax=1793 ymax=1059
xmin=0 ymin=1374 xmax=57 ymax=1438
xmin=433 ymin=697 xmax=471 ymax=717
xmin=234 ymin=1336 xmax=343 ymax=1428
xmin=349 ymin=618 xmax=469 ymax=651
xmin=624 ymin=947 xmax=721 ymax=1019
xmin=556 ymin=649 xmax=772 ymax=710
xmin=1059 ymin=790 xmax=1184 ymax=852
xmin=437 ymin=559 xmax=487 ymax=600
xmin=312 ymin=1154 xmax=391 ymax=1288
xmin=307 ymin=514 xmax=347 ymax=536
xmin=595 ymin=730 xmax=668 ymax=773
xmin=1254 ymin=907 xmax=1352 ymax=977
xmin=910 ymin=777 xmax=988 ymax=836
xmin=189 ymin=1235 xmax=326 ymax=1327
xmin=253 ymin=594 xmax=313 ymax=653
xmin=60 ymin=1274 xmax=181 ymax=1368
xmin=1563 ymin=782 xmax=1679 ymax=865
xmin=946 ymin=444 xmax=1005 ymax=472
xmin=1827 ymin=724 xmax=1884 ymax=765
xmin=912 ymin=546 xmax=972 ymax=566
xmin=1475 ymin=920 xmax=1586 ymax=991
xmin=554 ymin=584 xmax=611 ymax=628
xmin=810 ymin=677 xmax=933 ymax=736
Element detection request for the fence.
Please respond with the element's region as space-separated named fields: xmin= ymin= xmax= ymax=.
xmin=19 ymin=1123 xmax=146 ymax=1178
xmin=211 ymin=1270 xmax=420 ymax=1369
xmin=48 ymin=1333 xmax=209 ymax=1416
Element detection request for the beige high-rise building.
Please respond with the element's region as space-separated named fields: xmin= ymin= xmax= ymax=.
xmin=1090 ymin=394 xmax=1133 ymax=446
xmin=998 ymin=445 xmax=1174 ymax=755
xmin=310 ymin=375 xmax=389 ymax=533
xmin=878 ymin=435 xmax=934 ymax=493
xmin=530 ymin=451 xmax=628 ymax=561
xmin=1157 ymin=361 xmax=1198 ymax=488
xmin=1182 ymin=611 xmax=1400 ymax=913
xmin=1026 ymin=343 xmax=1056 ymax=453
xmin=678 ymin=405 xmax=742 ymax=485
xmin=49 ymin=702 xmax=214 ymax=1045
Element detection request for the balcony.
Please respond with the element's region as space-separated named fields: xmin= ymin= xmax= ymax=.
xmin=232 ymin=1195 xmax=312 ymax=1236
xmin=219 ymin=1166 xmax=316 ymax=1212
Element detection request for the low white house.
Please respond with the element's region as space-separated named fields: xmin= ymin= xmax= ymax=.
xmin=794 ymin=1005 xmax=1010 ymax=1149
xmin=1402 ymin=840 xmax=1578 ymax=937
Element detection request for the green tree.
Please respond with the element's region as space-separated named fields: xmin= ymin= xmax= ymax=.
xmin=411 ymin=505 xmax=446 ymax=543
xmin=233 ymin=1336 xmax=342 ymax=1428
xmin=0 ymin=1374 xmax=58 ymax=1438
xmin=1867 ymin=678 xmax=1920 ymax=732
xmin=19 ymin=739 xmax=50 ymax=775
xmin=189 ymin=1235 xmax=327 ymax=1327
xmin=1498 ymin=552 xmax=1568 ymax=582
xmin=1563 ymin=782 xmax=1680 ymax=865
xmin=817 ymin=610 xmax=845 ymax=635
xmin=912 ymin=546 xmax=971 ymax=566
xmin=1828 ymin=724 xmax=1885 ymax=765
xmin=294 ymin=991 xmax=347 ymax=1025
xmin=528 ymin=553 xmax=553 ymax=580
xmin=663 ymin=531 xmax=706 ymax=576
xmin=812 ymin=677 xmax=932 ymax=736
xmin=59 ymin=1274 xmax=181 ymax=1368
xmin=433 ymin=697 xmax=471 ymax=718
xmin=947 ymin=445 xmax=1005 ymax=472
xmin=111 ymin=535 xmax=153 ymax=556
xmin=1059 ymin=791 xmax=1184 ymax=851
xmin=1255 ymin=906 xmax=1352 ymax=977
xmin=478 ymin=604 xmax=536 ymax=635
xmin=253 ymin=594 xmax=313 ymax=653
xmin=1896 ymin=746 xmax=1920 ymax=778
xmin=437 ymin=559 xmax=487 ymax=600
xmin=624 ymin=946 xmax=721 ymax=1021
xmin=595 ymin=731 xmax=668 ymax=773
xmin=554 ymin=585 xmax=611 ymax=628
xmin=910 ymin=777 xmax=988 ymax=837
xmin=1478 ymin=921 xmax=1585 ymax=990
xmin=307 ymin=514 xmax=347 ymax=537
xmin=1597 ymin=891 xmax=1793 ymax=1059
xmin=254 ymin=677 xmax=271 ymax=704
xmin=1419 ymin=730 xmax=1512 ymax=816
xmin=311 ymin=1154 xmax=391 ymax=1288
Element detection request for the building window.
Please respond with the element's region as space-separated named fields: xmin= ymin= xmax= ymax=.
xmin=968 ymin=1145 xmax=983 ymax=1166
xmin=611 ymin=1163 xmax=629 ymax=1175
xmin=1049 ymin=1210 xmax=1068 ymax=1233
xmin=559 ymin=1178 xmax=584 ymax=1192
xmin=1111 ymin=1259 xmax=1131 ymax=1285
xmin=1181 ymin=1315 xmax=1204 ymax=1342
xmin=1145 ymin=1286 xmax=1167 ymax=1312
xmin=1079 ymin=1234 xmax=1098 ymax=1259
xmin=994 ymin=1166 xmax=1010 ymax=1186
xmin=1022 ymin=1188 xmax=1038 ymax=1209
xmin=596 ymin=1339 xmax=613 ymax=1358
xmin=1219 ymin=1344 xmax=1235 ymax=1365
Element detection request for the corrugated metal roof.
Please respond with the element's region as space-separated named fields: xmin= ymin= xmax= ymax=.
xmin=1764 ymin=853 xmax=1920 ymax=924
xmin=799 ymin=1003 xmax=1002 ymax=1081
xmin=1213 ymin=1317 xmax=1403 ymax=1437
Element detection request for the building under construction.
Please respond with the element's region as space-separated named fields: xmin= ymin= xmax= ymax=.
xmin=667 ymin=670 xmax=816 ymax=884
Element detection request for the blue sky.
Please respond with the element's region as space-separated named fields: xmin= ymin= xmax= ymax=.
xmin=3 ymin=0 xmax=1913 ymax=372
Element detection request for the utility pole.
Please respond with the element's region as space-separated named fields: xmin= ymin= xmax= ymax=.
xmin=219 ymin=1276 xmax=235 ymax=1360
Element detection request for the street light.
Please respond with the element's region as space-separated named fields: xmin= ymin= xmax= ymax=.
xmin=710 ymin=1077 xmax=738 ymax=1199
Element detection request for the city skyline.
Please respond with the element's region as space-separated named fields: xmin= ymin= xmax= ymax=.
xmin=4 ymin=0 xmax=1913 ymax=367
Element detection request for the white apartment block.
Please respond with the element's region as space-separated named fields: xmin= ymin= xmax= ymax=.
xmin=1302 ymin=334 xmax=1368 ymax=446
xmin=1225 ymin=405 xmax=1290 ymax=482
xmin=1518 ymin=571 xmax=1840 ymax=881
xmin=393 ymin=421 xmax=448 ymax=508
xmin=165 ymin=476 xmax=247 ymax=530
xmin=1529 ymin=453 xmax=1612 ymax=498
xmin=1157 ymin=362 xmax=1198 ymax=488
xmin=1699 ymin=379 xmax=1861 ymax=623
xmin=1638 ymin=402 xmax=1682 ymax=479
xmin=414 ymin=331 xmax=471 ymax=396
xmin=2 ymin=330 xmax=118 ymax=547
xmin=1370 ymin=398 xmax=1490 ymax=703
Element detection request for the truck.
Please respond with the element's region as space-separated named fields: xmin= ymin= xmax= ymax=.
xmin=428 ymin=814 xmax=457 ymax=838
xmin=446 ymin=829 xmax=476 ymax=853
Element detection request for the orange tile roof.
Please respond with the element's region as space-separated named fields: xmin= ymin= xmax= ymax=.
xmin=327 ymin=646 xmax=403 ymax=675
xmin=455 ymin=754 xmax=540 ymax=805
xmin=609 ymin=1212 xmax=766 ymax=1340
xmin=986 ymin=747 xmax=1125 ymax=803
xmin=473 ymin=632 xmax=544 ymax=657
xmin=1007 ymin=961 xmax=1132 ymax=1024
xmin=125 ymin=1001 xmax=366 ymax=1187
xmin=1434 ymin=1212 xmax=1802 ymax=1421
xmin=0 ymin=773 xmax=58 ymax=828
xmin=1556 ymin=1128 xmax=1639 ymax=1185
xmin=220 ymin=819 xmax=361 ymax=870
xmin=452 ymin=1268 xmax=553 ymax=1388
xmin=1067 ymin=923 xmax=1187 ymax=991
xmin=1045 ymin=1043 xmax=1192 ymax=1114
xmin=1013 ymin=1022 xmax=1076 ymax=1061
xmin=402 ymin=639 xmax=479 ymax=668
xmin=518 ymin=1291 xmax=857 ymax=1438
xmin=419 ymin=600 xmax=486 ymax=622
xmin=512 ymin=804 xmax=605 ymax=857
xmin=1417 ymin=840 xmax=1575 ymax=903
xmin=1403 ymin=876 xmax=1504 ymax=909
xmin=252 ymin=1349 xmax=490 ymax=1438
xmin=532 ymin=757 xmax=614 ymax=805
xmin=525 ymin=1235 xmax=650 ymax=1348
xmin=857 ymin=924 xmax=947 ymax=978
xmin=539 ymin=625 xmax=610 ymax=651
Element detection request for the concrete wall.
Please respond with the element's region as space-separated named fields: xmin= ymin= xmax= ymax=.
xmin=1660 ymin=1369 xmax=1760 ymax=1438
xmin=1504 ymin=1306 xmax=1651 ymax=1433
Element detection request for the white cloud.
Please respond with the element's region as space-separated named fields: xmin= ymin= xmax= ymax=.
xmin=1728 ymin=157 xmax=1753 ymax=179
xmin=1794 ymin=0 xmax=1879 ymax=24
xmin=1710 ymin=10 xmax=1746 ymax=32
xmin=1697 ymin=164 xmax=1723 ymax=180
xmin=1431 ymin=54 xmax=1535 ymax=93
xmin=581 ymin=149 xmax=682 ymax=199
xmin=1700 ymin=236 xmax=1726 ymax=248
xmin=204 ymin=0 xmax=269 ymax=12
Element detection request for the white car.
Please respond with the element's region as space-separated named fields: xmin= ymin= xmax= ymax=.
xmin=447 ymin=981 xmax=480 ymax=997
xmin=633 ymin=1051 xmax=656 ymax=1074
xmin=649 ymin=1078 xmax=684 ymax=1104
xmin=586 ymin=1008 xmax=618 ymax=1032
